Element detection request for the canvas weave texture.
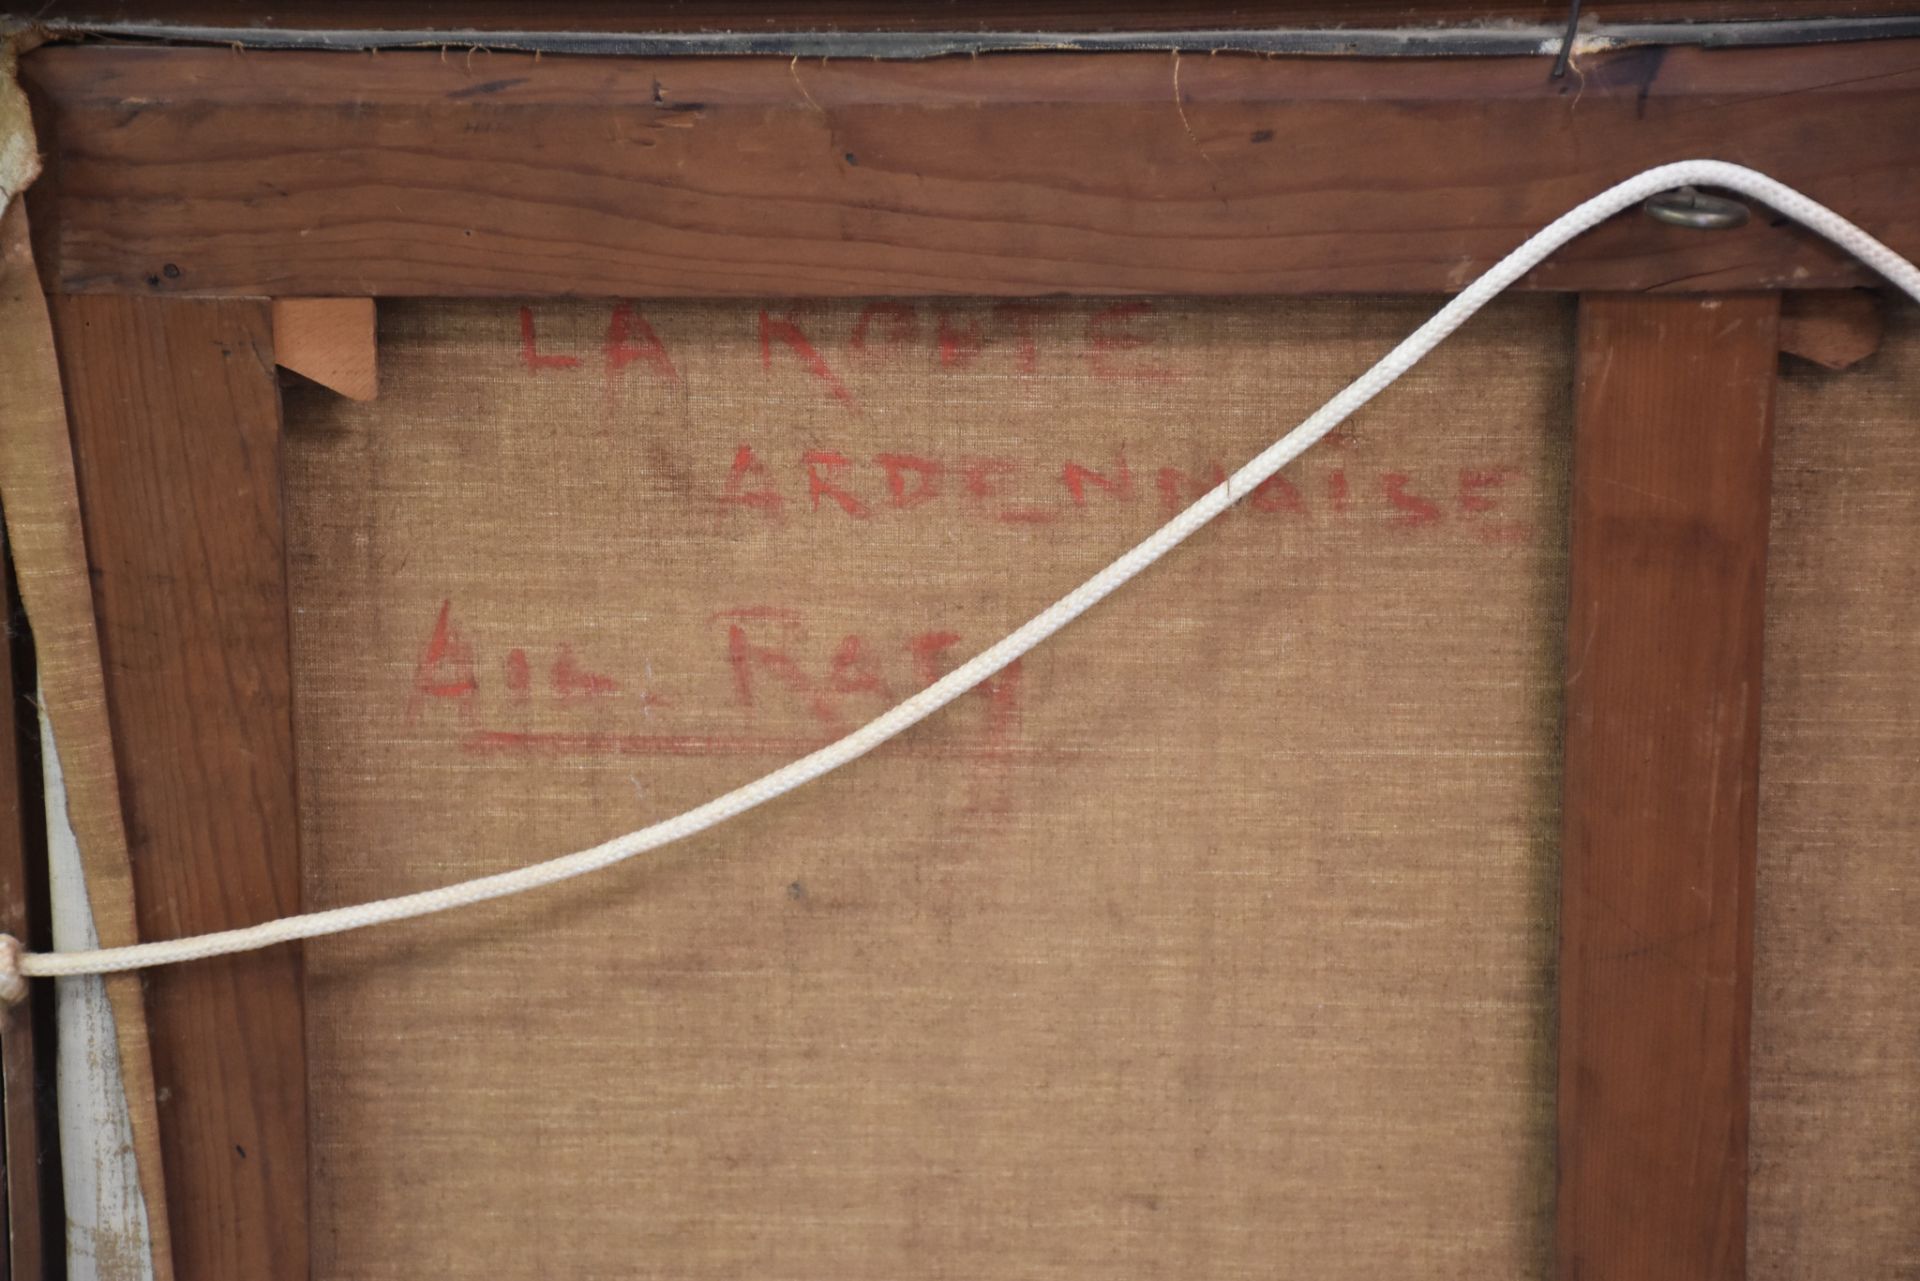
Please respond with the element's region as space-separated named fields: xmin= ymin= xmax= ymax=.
xmin=1750 ymin=304 xmax=1920 ymax=1280
xmin=285 ymin=294 xmax=1572 ymax=1279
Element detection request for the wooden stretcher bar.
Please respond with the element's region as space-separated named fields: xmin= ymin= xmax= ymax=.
xmin=8 ymin=30 xmax=1919 ymax=1281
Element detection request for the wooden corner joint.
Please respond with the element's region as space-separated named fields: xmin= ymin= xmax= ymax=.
xmin=1779 ymin=289 xmax=1884 ymax=372
xmin=271 ymin=297 xmax=377 ymax=400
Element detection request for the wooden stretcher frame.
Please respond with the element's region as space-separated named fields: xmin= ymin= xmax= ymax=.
xmin=5 ymin=22 xmax=1919 ymax=1281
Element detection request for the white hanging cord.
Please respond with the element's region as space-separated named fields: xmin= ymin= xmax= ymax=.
xmin=4 ymin=160 xmax=1917 ymax=999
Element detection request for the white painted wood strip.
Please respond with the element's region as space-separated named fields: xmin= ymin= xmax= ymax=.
xmin=42 ymin=692 xmax=155 ymax=1281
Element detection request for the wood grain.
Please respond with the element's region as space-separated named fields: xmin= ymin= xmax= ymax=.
xmin=1559 ymin=292 xmax=1779 ymax=1281
xmin=273 ymin=298 xmax=378 ymax=401
xmin=28 ymin=0 xmax=1920 ymax=33
xmin=0 ymin=563 xmax=46 ymax=1281
xmin=0 ymin=198 xmax=174 ymax=1281
xmin=21 ymin=41 xmax=1920 ymax=299
xmin=49 ymin=295 xmax=308 ymax=1281
xmin=1779 ymin=289 xmax=1884 ymax=370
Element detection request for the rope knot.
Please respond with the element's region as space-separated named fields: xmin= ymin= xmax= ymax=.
xmin=0 ymin=934 xmax=27 ymax=1007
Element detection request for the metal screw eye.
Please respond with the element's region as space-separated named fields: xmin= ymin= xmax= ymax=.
xmin=1643 ymin=187 xmax=1751 ymax=231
